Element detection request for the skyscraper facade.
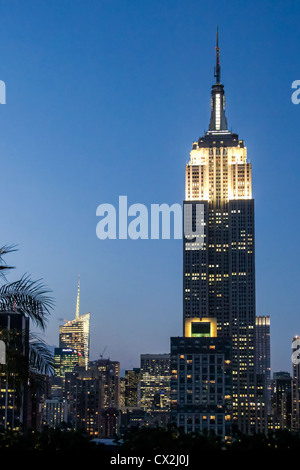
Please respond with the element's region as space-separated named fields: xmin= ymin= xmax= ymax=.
xmin=54 ymin=347 xmax=81 ymax=379
xmin=270 ymin=371 xmax=292 ymax=430
xmin=65 ymin=365 xmax=103 ymax=437
xmin=42 ymin=399 xmax=67 ymax=428
xmin=255 ymin=316 xmax=271 ymax=412
xmin=90 ymin=358 xmax=121 ymax=409
xmin=291 ymin=336 xmax=300 ymax=430
xmin=182 ymin=34 xmax=263 ymax=434
xmin=53 ymin=347 xmax=81 ymax=398
xmin=170 ymin=318 xmax=232 ymax=439
xmin=139 ymin=354 xmax=170 ymax=412
xmin=59 ymin=277 xmax=90 ymax=370
xmin=125 ymin=368 xmax=141 ymax=407
xmin=0 ymin=312 xmax=29 ymax=431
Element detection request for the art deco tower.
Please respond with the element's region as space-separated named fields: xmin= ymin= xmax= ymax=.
xmin=183 ymin=32 xmax=262 ymax=433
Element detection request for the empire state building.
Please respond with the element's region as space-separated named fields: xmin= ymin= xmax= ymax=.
xmin=171 ymin=33 xmax=265 ymax=436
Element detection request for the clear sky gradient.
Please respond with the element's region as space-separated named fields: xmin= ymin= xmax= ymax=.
xmin=0 ymin=0 xmax=299 ymax=374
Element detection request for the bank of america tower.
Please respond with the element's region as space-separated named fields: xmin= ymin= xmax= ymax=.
xmin=182 ymin=33 xmax=265 ymax=434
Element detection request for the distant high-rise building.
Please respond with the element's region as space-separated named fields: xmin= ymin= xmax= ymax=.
xmin=54 ymin=347 xmax=80 ymax=378
xmin=66 ymin=365 xmax=103 ymax=437
xmin=125 ymin=368 xmax=141 ymax=407
xmin=49 ymin=376 xmax=64 ymax=400
xmin=171 ymin=317 xmax=232 ymax=439
xmin=59 ymin=277 xmax=90 ymax=370
xmin=139 ymin=354 xmax=170 ymax=412
xmin=42 ymin=399 xmax=68 ymax=428
xmin=100 ymin=408 xmax=120 ymax=439
xmin=291 ymin=336 xmax=300 ymax=430
xmin=255 ymin=316 xmax=271 ymax=412
xmin=182 ymin=32 xmax=264 ymax=434
xmin=119 ymin=377 xmax=126 ymax=408
xmin=0 ymin=312 xmax=29 ymax=431
xmin=270 ymin=371 xmax=292 ymax=430
xmin=91 ymin=359 xmax=120 ymax=409
xmin=53 ymin=347 xmax=80 ymax=398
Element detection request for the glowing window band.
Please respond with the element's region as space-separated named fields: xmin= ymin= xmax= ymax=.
xmin=215 ymin=94 xmax=221 ymax=130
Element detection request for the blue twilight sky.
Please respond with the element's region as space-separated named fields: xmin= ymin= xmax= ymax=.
xmin=0 ymin=0 xmax=299 ymax=375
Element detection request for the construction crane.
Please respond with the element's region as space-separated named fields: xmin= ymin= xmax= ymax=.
xmin=99 ymin=346 xmax=107 ymax=359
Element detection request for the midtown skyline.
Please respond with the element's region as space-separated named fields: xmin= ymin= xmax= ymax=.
xmin=1 ymin=0 xmax=300 ymax=375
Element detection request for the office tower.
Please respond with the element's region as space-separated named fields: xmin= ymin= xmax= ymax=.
xmin=66 ymin=365 xmax=103 ymax=437
xmin=53 ymin=347 xmax=80 ymax=398
xmin=0 ymin=312 xmax=29 ymax=431
xmin=54 ymin=347 xmax=80 ymax=378
xmin=182 ymin=32 xmax=262 ymax=434
xmin=120 ymin=377 xmax=126 ymax=408
xmin=49 ymin=376 xmax=64 ymax=400
xmin=91 ymin=359 xmax=120 ymax=409
xmin=291 ymin=336 xmax=300 ymax=430
xmin=125 ymin=368 xmax=141 ymax=407
xmin=270 ymin=372 xmax=292 ymax=430
xmin=100 ymin=408 xmax=120 ymax=439
xmin=42 ymin=398 xmax=68 ymax=428
xmin=59 ymin=277 xmax=90 ymax=370
xmin=255 ymin=316 xmax=271 ymax=412
xmin=170 ymin=318 xmax=232 ymax=439
xmin=139 ymin=354 xmax=170 ymax=412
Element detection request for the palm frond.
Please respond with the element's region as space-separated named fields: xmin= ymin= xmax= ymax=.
xmin=0 ymin=275 xmax=54 ymax=330
xmin=29 ymin=333 xmax=55 ymax=376
xmin=0 ymin=244 xmax=17 ymax=280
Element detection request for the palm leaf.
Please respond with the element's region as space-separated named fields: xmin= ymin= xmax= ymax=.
xmin=0 ymin=275 xmax=54 ymax=330
xmin=0 ymin=244 xmax=17 ymax=280
xmin=29 ymin=334 xmax=55 ymax=376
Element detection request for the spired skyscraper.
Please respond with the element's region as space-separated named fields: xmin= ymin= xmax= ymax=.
xmin=182 ymin=32 xmax=265 ymax=434
xmin=59 ymin=276 xmax=90 ymax=370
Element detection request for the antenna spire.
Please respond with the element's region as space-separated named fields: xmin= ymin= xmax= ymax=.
xmin=75 ymin=274 xmax=80 ymax=319
xmin=214 ymin=27 xmax=221 ymax=83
